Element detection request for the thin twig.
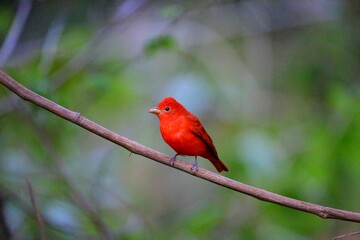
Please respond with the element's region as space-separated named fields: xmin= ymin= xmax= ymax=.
xmin=25 ymin=179 xmax=47 ymax=240
xmin=14 ymin=102 xmax=113 ymax=239
xmin=1 ymin=69 xmax=360 ymax=223
xmin=0 ymin=184 xmax=74 ymax=237
xmin=333 ymin=231 xmax=360 ymax=240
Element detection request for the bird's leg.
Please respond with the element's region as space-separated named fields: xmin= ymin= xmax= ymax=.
xmin=191 ymin=156 xmax=199 ymax=173
xmin=169 ymin=154 xmax=178 ymax=166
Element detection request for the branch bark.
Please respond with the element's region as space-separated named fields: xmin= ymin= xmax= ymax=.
xmin=1 ymin=69 xmax=360 ymax=223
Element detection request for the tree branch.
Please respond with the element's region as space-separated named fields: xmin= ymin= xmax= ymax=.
xmin=13 ymin=97 xmax=113 ymax=239
xmin=333 ymin=231 xmax=360 ymax=240
xmin=1 ymin=69 xmax=360 ymax=223
xmin=25 ymin=179 xmax=47 ymax=240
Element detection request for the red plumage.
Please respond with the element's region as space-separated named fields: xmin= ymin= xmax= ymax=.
xmin=149 ymin=97 xmax=229 ymax=173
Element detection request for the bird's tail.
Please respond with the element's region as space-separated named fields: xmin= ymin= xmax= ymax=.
xmin=209 ymin=157 xmax=229 ymax=173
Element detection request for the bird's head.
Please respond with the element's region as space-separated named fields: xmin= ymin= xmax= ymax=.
xmin=148 ymin=97 xmax=186 ymax=120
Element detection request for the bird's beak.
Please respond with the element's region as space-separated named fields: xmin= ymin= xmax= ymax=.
xmin=148 ymin=107 xmax=161 ymax=115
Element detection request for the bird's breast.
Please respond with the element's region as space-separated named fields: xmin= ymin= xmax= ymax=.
xmin=159 ymin=118 xmax=207 ymax=156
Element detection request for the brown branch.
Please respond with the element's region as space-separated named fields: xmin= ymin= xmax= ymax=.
xmin=333 ymin=231 xmax=360 ymax=240
xmin=1 ymin=69 xmax=360 ymax=223
xmin=0 ymin=184 xmax=80 ymax=237
xmin=15 ymin=103 xmax=113 ymax=239
xmin=25 ymin=179 xmax=47 ymax=240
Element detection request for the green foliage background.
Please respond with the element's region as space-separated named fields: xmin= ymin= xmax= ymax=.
xmin=0 ymin=1 xmax=359 ymax=239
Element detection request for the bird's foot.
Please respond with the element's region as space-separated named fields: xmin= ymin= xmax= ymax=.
xmin=190 ymin=163 xmax=199 ymax=173
xmin=169 ymin=154 xmax=178 ymax=166
xmin=190 ymin=157 xmax=199 ymax=173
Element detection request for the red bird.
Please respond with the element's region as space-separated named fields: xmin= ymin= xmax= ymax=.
xmin=149 ymin=97 xmax=229 ymax=173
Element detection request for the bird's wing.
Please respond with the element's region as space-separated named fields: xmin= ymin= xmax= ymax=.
xmin=186 ymin=114 xmax=219 ymax=158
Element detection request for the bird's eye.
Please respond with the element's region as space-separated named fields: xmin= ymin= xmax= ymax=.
xmin=164 ymin=106 xmax=170 ymax=111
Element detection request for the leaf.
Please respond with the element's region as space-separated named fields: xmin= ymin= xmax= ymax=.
xmin=143 ymin=35 xmax=178 ymax=57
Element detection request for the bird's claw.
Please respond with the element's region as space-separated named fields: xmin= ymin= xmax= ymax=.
xmin=190 ymin=163 xmax=199 ymax=173
xmin=169 ymin=155 xmax=177 ymax=166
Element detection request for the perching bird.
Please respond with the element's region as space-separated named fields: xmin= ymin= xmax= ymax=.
xmin=149 ymin=97 xmax=229 ymax=173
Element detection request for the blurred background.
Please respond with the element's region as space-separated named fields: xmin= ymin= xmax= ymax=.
xmin=0 ymin=0 xmax=359 ymax=239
